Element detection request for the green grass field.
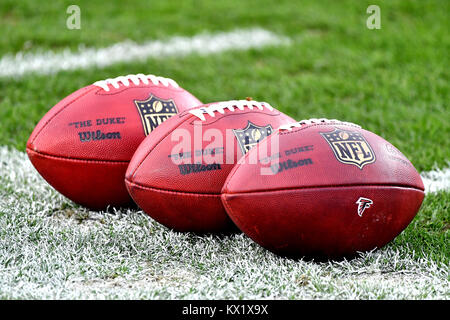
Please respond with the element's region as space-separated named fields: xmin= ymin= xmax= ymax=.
xmin=0 ymin=0 xmax=448 ymax=299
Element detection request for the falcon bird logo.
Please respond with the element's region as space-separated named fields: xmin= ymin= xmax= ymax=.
xmin=134 ymin=95 xmax=178 ymax=135
xmin=356 ymin=197 xmax=373 ymax=217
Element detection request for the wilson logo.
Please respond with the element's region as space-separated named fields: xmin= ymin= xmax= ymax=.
xmin=356 ymin=197 xmax=373 ymax=217
xmin=78 ymin=130 xmax=121 ymax=142
xmin=270 ymin=158 xmax=313 ymax=174
xmin=178 ymin=163 xmax=222 ymax=175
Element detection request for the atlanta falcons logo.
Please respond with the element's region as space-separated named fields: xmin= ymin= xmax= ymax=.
xmin=356 ymin=197 xmax=373 ymax=217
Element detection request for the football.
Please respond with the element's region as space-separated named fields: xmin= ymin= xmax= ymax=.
xmin=221 ymin=119 xmax=425 ymax=258
xmin=27 ymin=74 xmax=202 ymax=210
xmin=125 ymin=100 xmax=295 ymax=232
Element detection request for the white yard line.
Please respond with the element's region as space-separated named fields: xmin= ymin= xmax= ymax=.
xmin=421 ymin=167 xmax=450 ymax=194
xmin=0 ymin=28 xmax=291 ymax=78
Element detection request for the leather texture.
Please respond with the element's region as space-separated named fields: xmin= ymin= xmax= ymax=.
xmin=125 ymin=103 xmax=295 ymax=232
xmin=221 ymin=122 xmax=425 ymax=257
xmin=27 ymin=81 xmax=202 ymax=210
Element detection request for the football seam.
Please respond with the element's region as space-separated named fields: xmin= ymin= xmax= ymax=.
xmin=220 ymin=194 xmax=246 ymax=228
xmin=222 ymin=184 xmax=425 ymax=195
xmin=278 ymin=122 xmax=361 ymax=136
xmin=188 ymin=110 xmax=283 ymax=125
xmin=94 ymin=84 xmax=183 ymax=96
xmin=28 ymin=86 xmax=98 ymax=146
xmin=26 ymin=148 xmax=130 ymax=164
xmin=125 ymin=180 xmax=221 ymax=197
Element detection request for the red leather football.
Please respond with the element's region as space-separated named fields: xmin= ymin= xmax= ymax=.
xmin=27 ymin=74 xmax=202 ymax=210
xmin=125 ymin=100 xmax=295 ymax=232
xmin=221 ymin=119 xmax=425 ymax=258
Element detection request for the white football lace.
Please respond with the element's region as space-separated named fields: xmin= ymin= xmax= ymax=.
xmin=93 ymin=73 xmax=179 ymax=92
xmin=279 ymin=118 xmax=361 ymax=131
xmin=189 ymin=100 xmax=274 ymax=121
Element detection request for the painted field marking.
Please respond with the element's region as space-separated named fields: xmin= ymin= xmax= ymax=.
xmin=0 ymin=146 xmax=448 ymax=299
xmin=0 ymin=28 xmax=290 ymax=78
xmin=421 ymin=167 xmax=450 ymax=194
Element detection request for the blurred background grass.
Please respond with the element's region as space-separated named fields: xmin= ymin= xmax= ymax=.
xmin=0 ymin=0 xmax=448 ymax=172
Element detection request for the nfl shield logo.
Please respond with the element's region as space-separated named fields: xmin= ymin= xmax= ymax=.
xmin=233 ymin=121 xmax=273 ymax=155
xmin=134 ymin=95 xmax=178 ymax=135
xmin=320 ymin=128 xmax=376 ymax=169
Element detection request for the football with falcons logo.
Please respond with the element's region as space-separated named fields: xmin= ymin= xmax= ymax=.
xmin=125 ymin=100 xmax=295 ymax=232
xmin=221 ymin=119 xmax=425 ymax=258
xmin=27 ymin=74 xmax=202 ymax=210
